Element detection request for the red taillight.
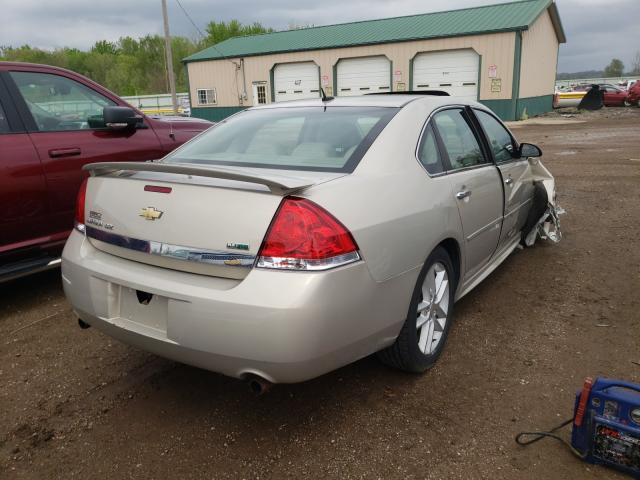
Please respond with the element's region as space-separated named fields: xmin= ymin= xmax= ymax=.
xmin=257 ymin=197 xmax=360 ymax=270
xmin=74 ymin=177 xmax=88 ymax=231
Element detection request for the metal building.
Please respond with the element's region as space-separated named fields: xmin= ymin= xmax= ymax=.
xmin=183 ymin=0 xmax=565 ymax=121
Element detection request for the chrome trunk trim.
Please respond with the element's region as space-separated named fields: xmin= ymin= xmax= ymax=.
xmin=85 ymin=226 xmax=255 ymax=268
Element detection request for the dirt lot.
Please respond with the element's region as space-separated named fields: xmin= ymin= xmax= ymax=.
xmin=1 ymin=108 xmax=639 ymax=479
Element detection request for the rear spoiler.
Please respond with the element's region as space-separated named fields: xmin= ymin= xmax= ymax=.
xmin=83 ymin=162 xmax=314 ymax=195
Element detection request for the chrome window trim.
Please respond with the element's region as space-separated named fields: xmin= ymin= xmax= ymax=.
xmin=414 ymin=104 xmax=493 ymax=179
xmin=85 ymin=226 xmax=255 ymax=268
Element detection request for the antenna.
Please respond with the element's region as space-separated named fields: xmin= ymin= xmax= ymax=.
xmin=320 ymin=87 xmax=334 ymax=102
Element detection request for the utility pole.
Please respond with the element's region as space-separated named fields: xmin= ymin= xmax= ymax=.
xmin=161 ymin=0 xmax=178 ymax=114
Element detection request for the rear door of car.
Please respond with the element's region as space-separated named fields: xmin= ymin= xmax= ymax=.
xmin=3 ymin=66 xmax=165 ymax=238
xmin=472 ymin=108 xmax=534 ymax=250
xmin=0 ymin=72 xmax=51 ymax=261
xmin=430 ymin=107 xmax=503 ymax=280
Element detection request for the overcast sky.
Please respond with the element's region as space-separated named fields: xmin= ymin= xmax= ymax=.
xmin=1 ymin=0 xmax=638 ymax=73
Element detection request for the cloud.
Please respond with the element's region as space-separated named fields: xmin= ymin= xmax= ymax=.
xmin=1 ymin=0 xmax=638 ymax=72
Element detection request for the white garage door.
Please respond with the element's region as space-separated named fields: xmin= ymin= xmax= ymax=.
xmin=413 ymin=50 xmax=479 ymax=101
xmin=274 ymin=62 xmax=320 ymax=102
xmin=337 ymin=56 xmax=391 ymax=96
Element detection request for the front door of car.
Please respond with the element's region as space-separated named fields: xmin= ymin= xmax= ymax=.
xmin=431 ymin=108 xmax=503 ymax=280
xmin=4 ymin=69 xmax=165 ymax=237
xmin=0 ymin=76 xmax=51 ymax=260
xmin=473 ymin=109 xmax=535 ymax=249
xmin=603 ymin=86 xmax=626 ymax=106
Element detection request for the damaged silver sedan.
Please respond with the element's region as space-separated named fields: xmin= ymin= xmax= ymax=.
xmin=62 ymin=95 xmax=562 ymax=384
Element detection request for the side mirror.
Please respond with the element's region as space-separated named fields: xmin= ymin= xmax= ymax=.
xmin=519 ymin=143 xmax=542 ymax=158
xmin=103 ymin=106 xmax=141 ymax=130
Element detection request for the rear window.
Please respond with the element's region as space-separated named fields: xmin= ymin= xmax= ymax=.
xmin=164 ymin=106 xmax=399 ymax=172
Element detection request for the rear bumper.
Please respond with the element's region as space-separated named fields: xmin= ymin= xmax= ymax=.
xmin=62 ymin=230 xmax=413 ymax=383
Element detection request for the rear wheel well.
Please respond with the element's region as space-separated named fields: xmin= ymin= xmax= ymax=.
xmin=438 ymin=238 xmax=461 ymax=289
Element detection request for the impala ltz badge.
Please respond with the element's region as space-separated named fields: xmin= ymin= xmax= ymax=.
xmin=140 ymin=207 xmax=163 ymax=221
xmin=227 ymin=242 xmax=250 ymax=251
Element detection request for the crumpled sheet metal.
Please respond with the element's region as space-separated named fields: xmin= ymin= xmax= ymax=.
xmin=524 ymin=159 xmax=565 ymax=247
xmin=524 ymin=203 xmax=565 ymax=246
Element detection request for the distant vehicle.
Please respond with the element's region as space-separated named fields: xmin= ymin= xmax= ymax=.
xmin=562 ymin=84 xmax=628 ymax=107
xmin=555 ymin=91 xmax=586 ymax=108
xmin=0 ymin=62 xmax=212 ymax=282
xmin=62 ymin=94 xmax=562 ymax=385
xmin=598 ymin=85 xmax=629 ymax=107
xmin=626 ymin=82 xmax=640 ymax=107
xmin=617 ymin=79 xmax=637 ymax=90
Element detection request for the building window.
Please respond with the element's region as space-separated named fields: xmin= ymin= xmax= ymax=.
xmin=256 ymin=84 xmax=267 ymax=104
xmin=197 ymin=88 xmax=216 ymax=105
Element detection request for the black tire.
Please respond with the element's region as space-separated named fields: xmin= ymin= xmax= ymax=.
xmin=377 ymin=246 xmax=456 ymax=373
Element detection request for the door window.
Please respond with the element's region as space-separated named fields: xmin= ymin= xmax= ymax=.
xmin=0 ymin=103 xmax=9 ymax=133
xmin=10 ymin=71 xmax=116 ymax=132
xmin=432 ymin=109 xmax=485 ymax=170
xmin=417 ymin=124 xmax=444 ymax=175
xmin=256 ymin=84 xmax=267 ymax=104
xmin=474 ymin=110 xmax=515 ymax=163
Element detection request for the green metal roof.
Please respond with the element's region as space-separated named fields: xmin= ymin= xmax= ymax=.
xmin=184 ymin=0 xmax=565 ymax=63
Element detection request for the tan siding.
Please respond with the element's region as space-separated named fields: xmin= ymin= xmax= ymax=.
xmin=187 ymin=31 xmax=517 ymax=107
xmin=519 ymin=10 xmax=559 ymax=98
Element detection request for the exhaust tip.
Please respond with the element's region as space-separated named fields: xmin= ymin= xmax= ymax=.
xmin=245 ymin=375 xmax=273 ymax=395
xmin=78 ymin=318 xmax=91 ymax=329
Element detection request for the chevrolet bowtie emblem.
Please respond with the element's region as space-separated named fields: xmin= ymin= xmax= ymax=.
xmin=139 ymin=206 xmax=163 ymax=221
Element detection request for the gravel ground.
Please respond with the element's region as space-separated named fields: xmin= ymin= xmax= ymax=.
xmin=1 ymin=107 xmax=639 ymax=479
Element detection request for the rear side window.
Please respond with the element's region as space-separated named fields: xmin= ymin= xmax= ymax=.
xmin=432 ymin=109 xmax=485 ymax=170
xmin=10 ymin=71 xmax=116 ymax=132
xmin=474 ymin=110 xmax=515 ymax=163
xmin=0 ymin=102 xmax=9 ymax=133
xmin=165 ymin=106 xmax=399 ymax=172
xmin=417 ymin=124 xmax=444 ymax=175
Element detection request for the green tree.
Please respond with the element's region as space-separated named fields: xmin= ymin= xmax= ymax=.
xmin=91 ymin=40 xmax=118 ymax=55
xmin=203 ymin=19 xmax=273 ymax=46
xmin=604 ymin=58 xmax=625 ymax=77
xmin=0 ymin=18 xmax=273 ymax=96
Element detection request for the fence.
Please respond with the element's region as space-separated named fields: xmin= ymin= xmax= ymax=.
xmin=555 ymin=77 xmax=637 ymax=90
xmin=121 ymin=93 xmax=191 ymax=116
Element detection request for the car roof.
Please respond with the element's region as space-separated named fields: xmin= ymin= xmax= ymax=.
xmin=249 ymin=94 xmax=480 ymax=110
xmin=0 ymin=61 xmax=80 ymax=76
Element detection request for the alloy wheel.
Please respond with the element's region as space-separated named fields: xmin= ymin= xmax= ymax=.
xmin=416 ymin=262 xmax=450 ymax=355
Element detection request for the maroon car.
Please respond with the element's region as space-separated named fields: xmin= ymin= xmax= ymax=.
xmin=626 ymin=82 xmax=640 ymax=107
xmin=0 ymin=62 xmax=211 ymax=281
xmin=599 ymin=85 xmax=629 ymax=107
xmin=573 ymin=84 xmax=629 ymax=107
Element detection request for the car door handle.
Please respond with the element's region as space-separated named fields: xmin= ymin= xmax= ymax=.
xmin=48 ymin=147 xmax=81 ymax=158
xmin=456 ymin=190 xmax=472 ymax=200
xmin=505 ymin=178 xmax=514 ymax=186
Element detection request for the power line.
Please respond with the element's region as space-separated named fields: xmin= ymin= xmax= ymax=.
xmin=174 ymin=0 xmax=206 ymax=40
xmin=173 ymin=0 xmax=236 ymax=66
xmin=173 ymin=0 xmax=246 ymax=103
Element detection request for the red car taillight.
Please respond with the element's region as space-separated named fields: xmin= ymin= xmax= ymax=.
xmin=257 ymin=197 xmax=360 ymax=271
xmin=74 ymin=177 xmax=88 ymax=232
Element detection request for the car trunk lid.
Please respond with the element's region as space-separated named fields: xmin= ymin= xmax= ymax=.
xmin=82 ymin=162 xmax=345 ymax=279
